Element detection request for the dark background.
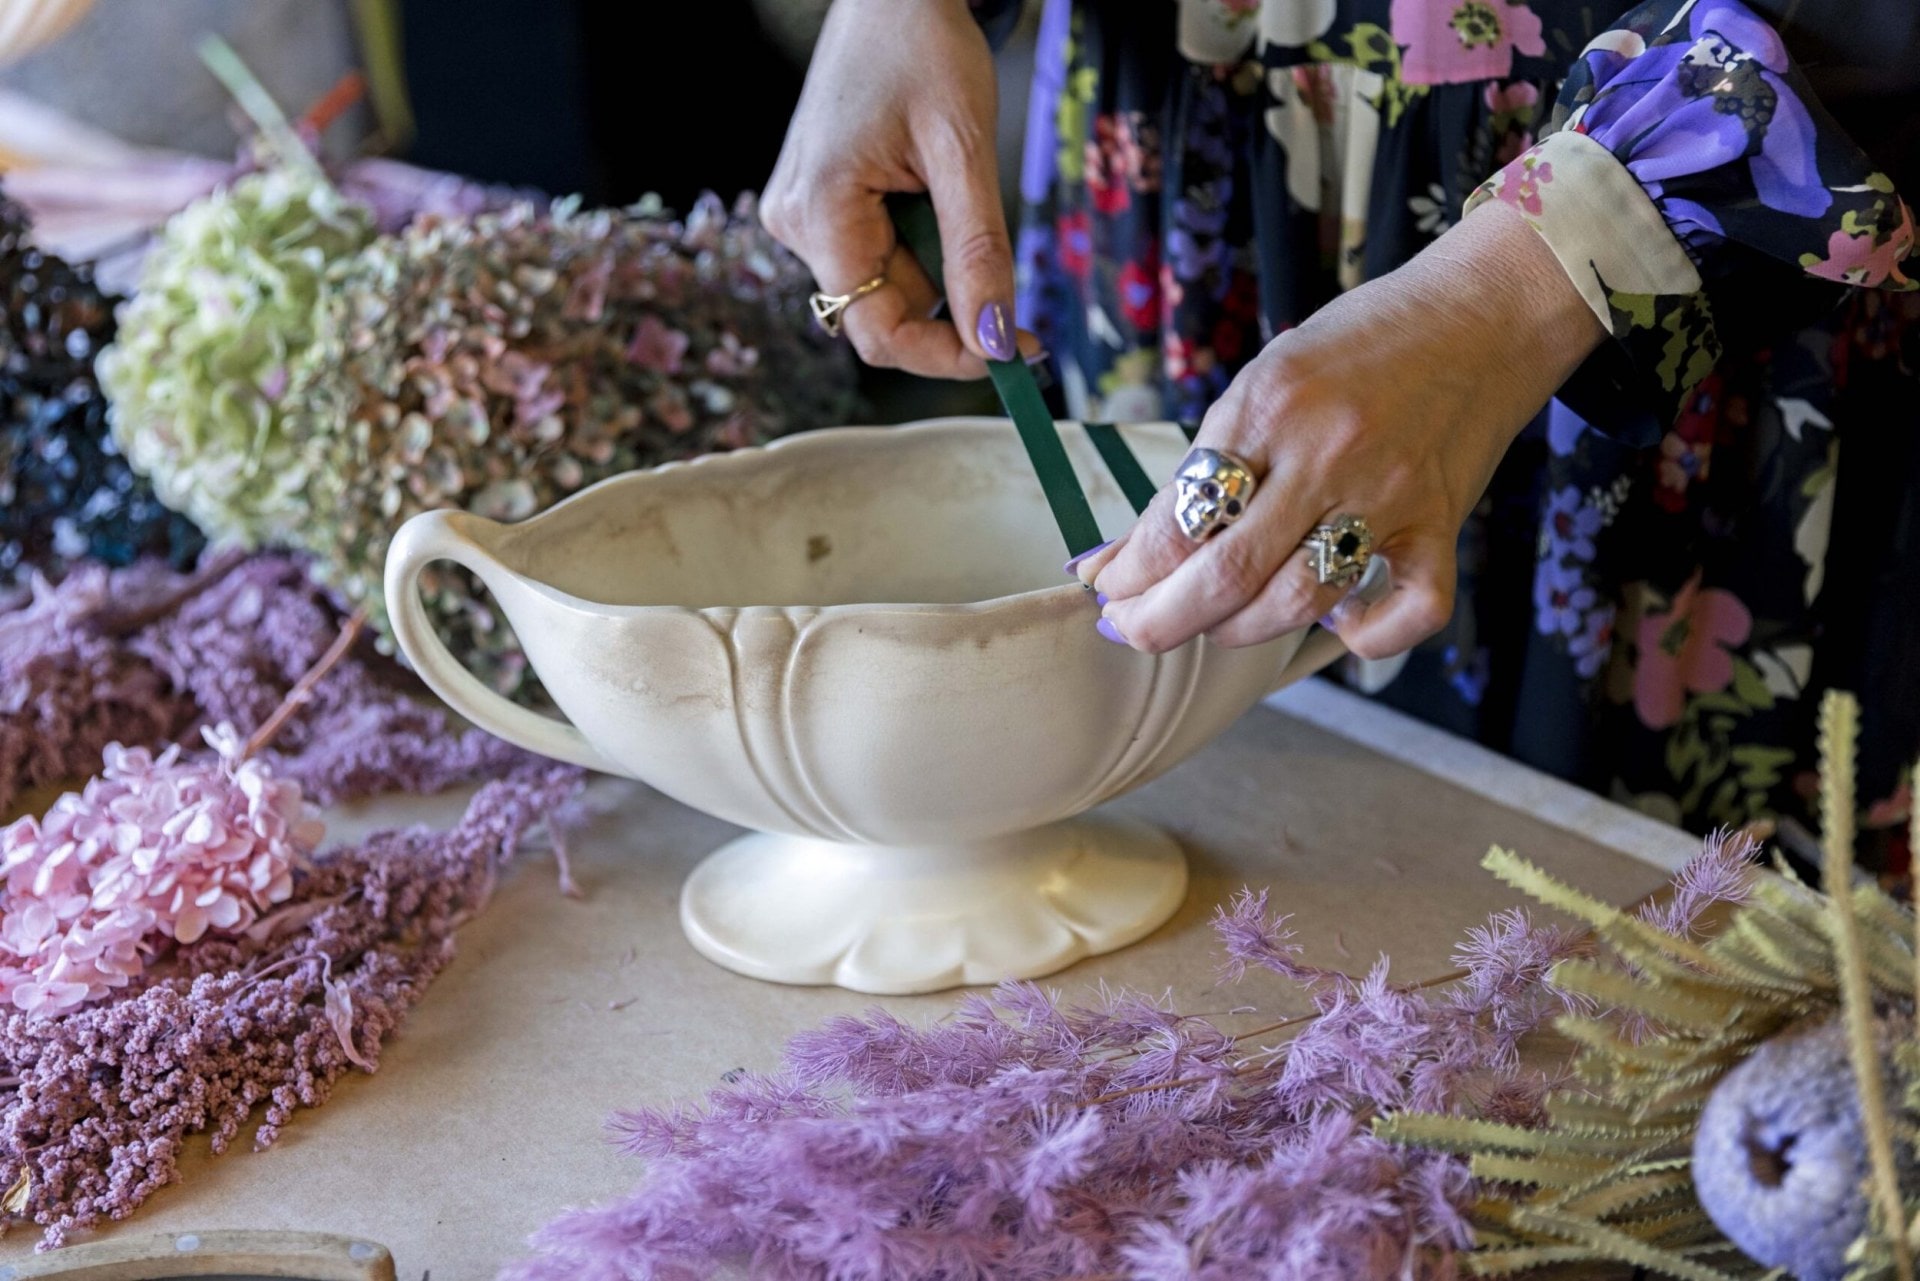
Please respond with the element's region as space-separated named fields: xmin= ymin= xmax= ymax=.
xmin=396 ymin=0 xmax=808 ymax=210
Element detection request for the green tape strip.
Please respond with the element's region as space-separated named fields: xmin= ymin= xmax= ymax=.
xmin=1084 ymin=423 xmax=1156 ymax=515
xmin=988 ymin=360 xmax=1105 ymax=555
xmin=1178 ymin=421 xmax=1201 ymax=443
xmin=888 ymin=193 xmax=1105 ymax=557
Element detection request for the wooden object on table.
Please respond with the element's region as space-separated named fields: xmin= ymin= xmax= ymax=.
xmin=0 ymin=1230 xmax=393 ymax=1280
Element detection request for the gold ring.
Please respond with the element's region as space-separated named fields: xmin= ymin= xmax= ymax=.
xmin=808 ymin=274 xmax=888 ymax=337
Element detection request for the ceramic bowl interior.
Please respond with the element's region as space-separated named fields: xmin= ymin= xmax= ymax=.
xmin=496 ymin=419 xmax=1183 ymax=611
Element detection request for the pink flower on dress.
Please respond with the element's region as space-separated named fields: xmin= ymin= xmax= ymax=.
xmin=1633 ymin=573 xmax=1753 ymax=730
xmin=1802 ymin=199 xmax=1915 ymax=288
xmin=1390 ymin=0 xmax=1546 ymax=86
xmin=1483 ymin=81 xmax=1539 ymax=117
xmin=1491 ymin=150 xmax=1554 ymax=217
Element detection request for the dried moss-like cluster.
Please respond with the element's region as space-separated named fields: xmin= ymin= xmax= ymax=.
xmin=0 ymin=188 xmax=201 ymax=585
xmin=1377 ymin=691 xmax=1920 ymax=1281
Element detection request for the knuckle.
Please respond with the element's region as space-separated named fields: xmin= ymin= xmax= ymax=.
xmin=947 ymin=225 xmax=1013 ymax=281
xmin=846 ymin=326 xmax=897 ymax=369
xmin=1201 ymin=539 xmax=1269 ymax=605
xmin=759 ymin=192 xmax=801 ymax=243
xmin=1404 ymin=589 xmax=1453 ymax=639
xmin=1346 ymin=631 xmax=1398 ymax=662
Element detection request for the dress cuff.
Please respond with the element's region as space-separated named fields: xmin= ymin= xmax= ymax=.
xmin=1465 ymin=130 xmax=1702 ymax=337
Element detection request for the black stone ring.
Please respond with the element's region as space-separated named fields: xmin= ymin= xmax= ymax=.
xmin=1303 ymin=513 xmax=1374 ymax=587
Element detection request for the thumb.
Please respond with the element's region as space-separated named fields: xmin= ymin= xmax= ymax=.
xmin=922 ymin=122 xmax=1019 ymax=364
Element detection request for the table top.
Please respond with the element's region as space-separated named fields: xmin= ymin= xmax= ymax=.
xmin=7 ymin=682 xmax=1693 ymax=1279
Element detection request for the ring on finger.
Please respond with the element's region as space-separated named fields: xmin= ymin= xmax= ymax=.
xmin=808 ymin=273 xmax=888 ymax=337
xmin=1172 ymin=447 xmax=1259 ymax=542
xmin=1301 ymin=513 xmax=1374 ymax=587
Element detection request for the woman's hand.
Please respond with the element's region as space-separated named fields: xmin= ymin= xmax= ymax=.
xmin=761 ymin=0 xmax=1033 ymax=377
xmin=1077 ymin=200 xmax=1607 ymax=659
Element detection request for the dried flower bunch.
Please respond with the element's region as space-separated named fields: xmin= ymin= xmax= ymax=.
xmin=97 ymin=168 xmax=375 ymax=548
xmin=302 ymin=191 xmax=858 ymax=694
xmin=98 ymin=173 xmax=856 ymax=698
xmin=0 ymin=187 xmax=202 ymax=585
xmin=1375 ymin=690 xmax=1920 ymax=1280
xmin=0 ymin=725 xmax=321 ymax=1016
xmin=0 ymin=555 xmax=584 ymax=1245
xmin=0 ymin=554 xmax=521 ymax=821
xmin=504 ymin=873 xmax=1632 ymax=1277
xmin=4 ymin=756 xmax=581 ymax=1248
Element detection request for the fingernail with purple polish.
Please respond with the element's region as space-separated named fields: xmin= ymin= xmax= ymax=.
xmin=1063 ymin=540 xmax=1113 ymax=576
xmin=1095 ymin=617 xmax=1128 ymax=646
xmin=1096 ymin=592 xmax=1109 ymax=607
xmin=977 ymin=301 xmax=1016 ymax=362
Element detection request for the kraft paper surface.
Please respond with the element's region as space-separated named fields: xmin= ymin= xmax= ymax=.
xmin=5 ymin=701 xmax=1678 ymax=1279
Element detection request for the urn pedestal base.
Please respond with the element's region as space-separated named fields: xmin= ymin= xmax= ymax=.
xmin=678 ymin=815 xmax=1189 ymax=994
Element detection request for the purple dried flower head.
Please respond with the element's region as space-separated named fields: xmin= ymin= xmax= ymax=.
xmin=1692 ymin=1014 xmax=1912 ymax=1281
xmin=1636 ymin=828 xmax=1758 ymax=938
xmin=1211 ymin=888 xmax=1348 ymax=987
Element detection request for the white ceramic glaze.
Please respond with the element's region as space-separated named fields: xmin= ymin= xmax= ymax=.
xmin=385 ymin=419 xmax=1347 ymax=993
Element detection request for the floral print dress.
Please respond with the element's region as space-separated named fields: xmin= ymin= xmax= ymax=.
xmin=986 ymin=0 xmax=1920 ymax=872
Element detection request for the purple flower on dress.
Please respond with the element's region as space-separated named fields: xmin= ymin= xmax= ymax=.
xmin=1442 ymin=644 xmax=1491 ymax=705
xmin=1574 ymin=0 xmax=1828 ymax=235
xmin=1546 ymin=401 xmax=1589 ymax=457
xmin=1390 ymin=0 xmax=1546 ymax=86
xmin=1567 ymin=603 xmax=1616 ymax=679
xmin=1543 ymin=485 xmax=1602 ymax=562
xmin=1533 ymin=559 xmax=1595 ymax=638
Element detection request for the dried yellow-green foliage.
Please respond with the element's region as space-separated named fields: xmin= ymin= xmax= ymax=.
xmin=1376 ymin=690 xmax=1919 ymax=1280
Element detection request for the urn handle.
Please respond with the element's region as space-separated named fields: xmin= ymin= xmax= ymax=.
xmin=384 ymin=508 xmax=622 ymax=775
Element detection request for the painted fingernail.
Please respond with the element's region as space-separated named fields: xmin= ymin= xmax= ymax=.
xmin=1063 ymin=540 xmax=1113 ymax=576
xmin=1096 ymin=592 xmax=1109 ymax=607
xmin=1095 ymin=617 xmax=1128 ymax=646
xmin=1024 ymin=347 xmax=1052 ymax=368
xmin=976 ymin=301 xmax=1016 ymax=362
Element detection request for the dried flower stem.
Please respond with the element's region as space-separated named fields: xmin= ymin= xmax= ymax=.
xmin=241 ymin=607 xmax=368 ymax=760
xmin=1224 ymin=967 xmax=1472 ymax=1049
xmin=1818 ymin=690 xmax=1912 ymax=1281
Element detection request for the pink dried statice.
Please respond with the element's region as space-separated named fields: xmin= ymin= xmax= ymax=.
xmin=3 ymin=759 xmax=583 ymax=1247
xmin=504 ymin=896 xmax=1592 ymax=1281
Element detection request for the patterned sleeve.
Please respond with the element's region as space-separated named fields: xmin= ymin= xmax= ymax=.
xmin=1463 ymin=0 xmax=1916 ymax=444
xmin=969 ymin=0 xmax=1025 ymax=48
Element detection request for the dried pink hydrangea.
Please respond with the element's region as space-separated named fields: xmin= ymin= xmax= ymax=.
xmin=0 ymin=724 xmax=323 ymax=1012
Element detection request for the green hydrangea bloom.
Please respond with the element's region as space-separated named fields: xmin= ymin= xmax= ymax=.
xmin=98 ymin=169 xmax=373 ymax=548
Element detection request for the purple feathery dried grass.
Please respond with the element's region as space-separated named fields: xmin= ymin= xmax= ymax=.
xmin=0 ymin=566 xmax=192 ymax=816
xmin=2 ymin=758 xmax=583 ymax=1247
xmin=0 ymin=551 xmax=579 ymax=1244
xmin=504 ymin=894 xmax=1591 ymax=1281
xmin=0 ymin=554 xmax=523 ymax=811
xmin=1635 ymin=828 xmax=1759 ymax=939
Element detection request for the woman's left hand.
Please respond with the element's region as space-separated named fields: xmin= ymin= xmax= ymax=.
xmin=1076 ymin=200 xmax=1607 ymax=660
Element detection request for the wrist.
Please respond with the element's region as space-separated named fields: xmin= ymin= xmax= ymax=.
xmin=1416 ymin=199 xmax=1607 ymax=442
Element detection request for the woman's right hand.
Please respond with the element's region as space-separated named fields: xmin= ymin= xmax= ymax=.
xmin=762 ymin=0 xmax=1032 ymax=378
